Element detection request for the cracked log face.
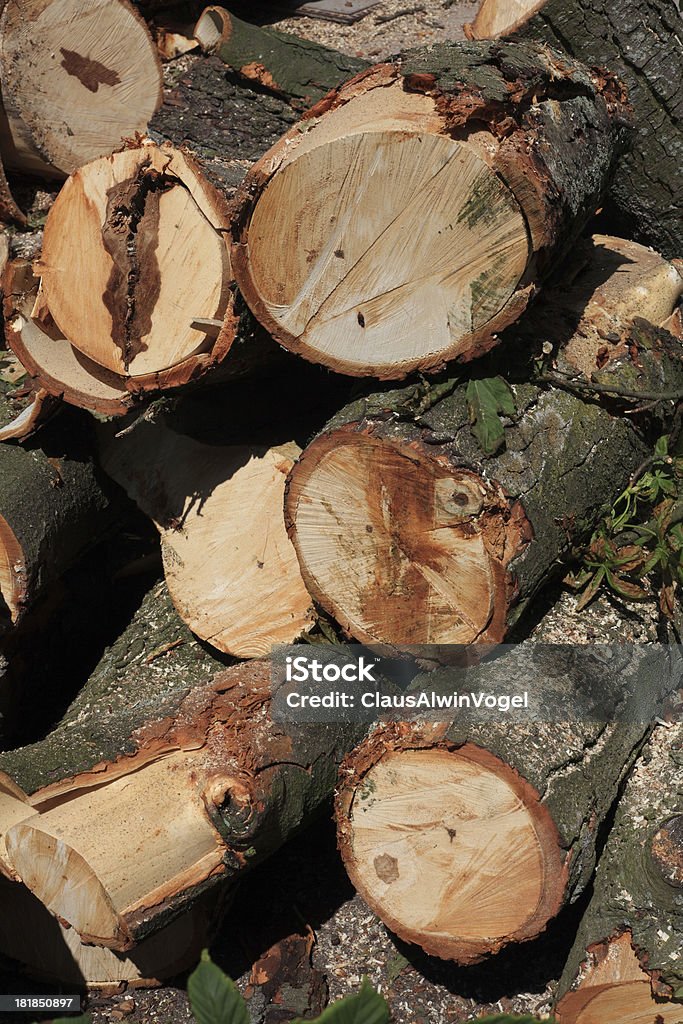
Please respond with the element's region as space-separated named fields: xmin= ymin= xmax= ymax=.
xmin=0 ymin=0 xmax=162 ymax=177
xmin=38 ymin=143 xmax=232 ymax=387
xmin=336 ymin=743 xmax=566 ymax=962
xmin=285 ymin=426 xmax=518 ymax=645
xmin=233 ymin=81 xmax=530 ymax=378
xmin=231 ymin=43 xmax=628 ymax=378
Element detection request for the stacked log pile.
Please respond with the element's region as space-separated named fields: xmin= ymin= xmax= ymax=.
xmin=0 ymin=3 xmax=680 ymax=1018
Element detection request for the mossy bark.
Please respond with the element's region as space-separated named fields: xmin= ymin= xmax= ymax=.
xmin=556 ymin=720 xmax=683 ymax=1014
xmin=505 ymin=0 xmax=683 ymax=260
xmin=210 ymin=12 xmax=368 ymax=108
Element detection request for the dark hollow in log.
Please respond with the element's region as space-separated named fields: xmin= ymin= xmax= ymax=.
xmin=7 ymin=44 xmax=309 ymax=413
xmin=335 ymin=645 xmax=680 ymax=964
xmin=465 ymin=0 xmax=683 ymax=260
xmin=555 ymin=720 xmax=683 ymax=1023
xmin=230 ymin=40 xmax=630 ymax=379
xmin=284 ymin=237 xmax=683 ymax=647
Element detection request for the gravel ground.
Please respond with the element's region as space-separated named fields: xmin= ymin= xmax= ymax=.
xmin=268 ymin=0 xmax=477 ymax=59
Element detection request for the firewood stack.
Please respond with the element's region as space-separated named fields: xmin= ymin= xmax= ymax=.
xmin=0 ymin=2 xmax=681 ymax=1019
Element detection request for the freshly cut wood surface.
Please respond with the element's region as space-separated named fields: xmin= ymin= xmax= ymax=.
xmin=245 ymin=128 xmax=528 ymax=376
xmin=7 ymin=750 xmax=225 ymax=949
xmin=0 ymin=875 xmax=217 ymax=990
xmin=0 ymin=775 xmax=31 ymax=879
xmin=287 ymin=429 xmax=511 ymax=645
xmin=0 ymin=582 xmax=364 ymax=947
xmin=39 ymin=142 xmax=231 ymax=379
xmin=100 ymin=413 xmax=314 ymax=657
xmin=336 ymin=647 xmax=678 ymax=963
xmin=467 ymin=0 xmax=545 ymax=39
xmin=285 ymin=237 xmax=683 ymax=647
xmin=555 ymin=722 xmax=683 ymax=1023
xmin=231 ymin=41 xmax=629 ymax=378
xmin=0 ymin=0 xmax=162 ymax=176
xmin=4 ymin=261 xmax=131 ymax=417
xmin=342 ymin=745 xmax=564 ymax=952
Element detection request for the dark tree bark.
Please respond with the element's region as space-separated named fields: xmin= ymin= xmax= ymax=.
xmin=467 ymin=0 xmax=683 ymax=259
xmin=555 ymin=720 xmax=683 ymax=1024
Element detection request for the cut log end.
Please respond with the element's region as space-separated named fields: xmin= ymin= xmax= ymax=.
xmin=235 ymin=127 xmax=529 ymax=377
xmin=39 ymin=142 xmax=232 ymax=382
xmin=556 ymin=980 xmax=683 ymax=1024
xmin=556 ymin=933 xmax=683 ymax=1024
xmin=337 ymin=743 xmax=567 ymax=962
xmin=0 ymin=516 xmax=25 ymax=624
xmin=285 ymin=427 xmax=522 ymax=645
xmin=5 ymin=751 xmax=227 ymax=950
xmin=0 ymin=0 xmax=163 ymax=176
xmin=465 ymin=0 xmax=547 ymax=39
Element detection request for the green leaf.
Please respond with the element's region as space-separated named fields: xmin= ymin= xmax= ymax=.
xmin=187 ymin=950 xmax=249 ymax=1024
xmin=575 ymin=567 xmax=605 ymax=611
xmin=655 ymin=435 xmax=669 ymax=458
xmin=301 ymin=979 xmax=389 ymax=1024
xmin=466 ymin=377 xmax=517 ymax=455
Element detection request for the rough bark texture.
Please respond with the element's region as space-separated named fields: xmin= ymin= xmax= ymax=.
xmin=0 ymin=582 xmax=365 ymax=945
xmin=335 ymin=645 xmax=681 ymax=963
xmin=555 ymin=721 xmax=683 ymax=1018
xmin=286 ymin=316 xmax=683 ymax=645
xmin=0 ymin=407 xmax=119 ymax=629
xmin=149 ymin=53 xmax=299 ymax=193
xmin=230 ymin=39 xmax=631 ymax=377
xmin=509 ymin=0 xmax=683 ymax=260
xmin=207 ymin=11 xmax=368 ymax=107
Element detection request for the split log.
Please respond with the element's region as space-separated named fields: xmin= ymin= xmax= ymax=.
xmin=0 ymin=398 xmax=119 ymax=628
xmin=335 ymin=645 xmax=681 ymax=964
xmin=555 ymin=721 xmax=683 ymax=1024
xmin=0 ymin=876 xmax=218 ymax=991
xmin=284 ymin=236 xmax=683 ymax=647
xmin=8 ymin=41 xmax=304 ymax=414
xmin=229 ymin=40 xmax=630 ymax=379
xmin=464 ymin=0 xmax=683 ymax=259
xmin=0 ymin=581 xmax=365 ymax=949
xmin=193 ymin=7 xmax=367 ymax=105
xmin=98 ymin=404 xmax=315 ymax=657
xmin=0 ymin=0 xmax=162 ymax=179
